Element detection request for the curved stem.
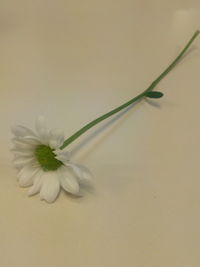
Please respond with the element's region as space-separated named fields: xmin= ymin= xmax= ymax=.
xmin=60 ymin=30 xmax=199 ymax=150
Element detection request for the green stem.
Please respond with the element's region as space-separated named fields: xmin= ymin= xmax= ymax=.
xmin=60 ymin=30 xmax=199 ymax=150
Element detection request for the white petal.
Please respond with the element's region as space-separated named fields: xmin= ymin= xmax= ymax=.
xmin=11 ymin=125 xmax=36 ymax=137
xmin=50 ymin=129 xmax=64 ymax=142
xmin=13 ymin=157 xmax=35 ymax=169
xmin=49 ymin=139 xmax=61 ymax=149
xmin=55 ymin=154 xmax=70 ymax=163
xmin=49 ymin=129 xmax=64 ymax=149
xmin=38 ymin=128 xmax=50 ymax=145
xmin=12 ymin=139 xmax=35 ymax=151
xmin=12 ymin=136 xmax=40 ymax=145
xmin=35 ymin=116 xmax=45 ymax=133
xmin=28 ymin=171 xmax=44 ymax=196
xmin=54 ymin=149 xmax=71 ymax=161
xmin=59 ymin=166 xmax=79 ymax=195
xmin=40 ymin=171 xmax=60 ymax=203
xmin=11 ymin=149 xmax=33 ymax=158
xmin=18 ymin=164 xmax=40 ymax=187
xmin=20 ymin=136 xmax=41 ymax=145
xmin=33 ymin=128 xmax=50 ymax=145
xmin=54 ymin=148 xmax=63 ymax=155
xmin=35 ymin=116 xmax=50 ymax=144
xmin=65 ymin=162 xmax=92 ymax=182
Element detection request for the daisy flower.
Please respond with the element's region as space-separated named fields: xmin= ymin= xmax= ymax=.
xmin=10 ymin=31 xmax=199 ymax=204
xmin=11 ymin=116 xmax=92 ymax=203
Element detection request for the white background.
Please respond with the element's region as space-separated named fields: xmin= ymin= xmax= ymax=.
xmin=0 ymin=1 xmax=200 ymax=266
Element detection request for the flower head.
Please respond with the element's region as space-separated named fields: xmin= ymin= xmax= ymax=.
xmin=11 ymin=116 xmax=92 ymax=203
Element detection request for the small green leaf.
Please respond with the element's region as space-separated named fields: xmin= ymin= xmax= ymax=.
xmin=145 ymin=91 xmax=164 ymax=98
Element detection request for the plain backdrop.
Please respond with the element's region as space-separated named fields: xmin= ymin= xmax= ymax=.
xmin=0 ymin=1 xmax=200 ymax=267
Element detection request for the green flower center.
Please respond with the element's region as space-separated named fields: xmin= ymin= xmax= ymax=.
xmin=35 ymin=145 xmax=63 ymax=171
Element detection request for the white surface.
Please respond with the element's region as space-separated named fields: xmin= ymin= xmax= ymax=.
xmin=0 ymin=1 xmax=200 ymax=266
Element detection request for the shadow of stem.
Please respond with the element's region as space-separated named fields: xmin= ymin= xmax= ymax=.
xmin=66 ymin=43 xmax=197 ymax=160
xmin=69 ymin=99 xmax=143 ymax=160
